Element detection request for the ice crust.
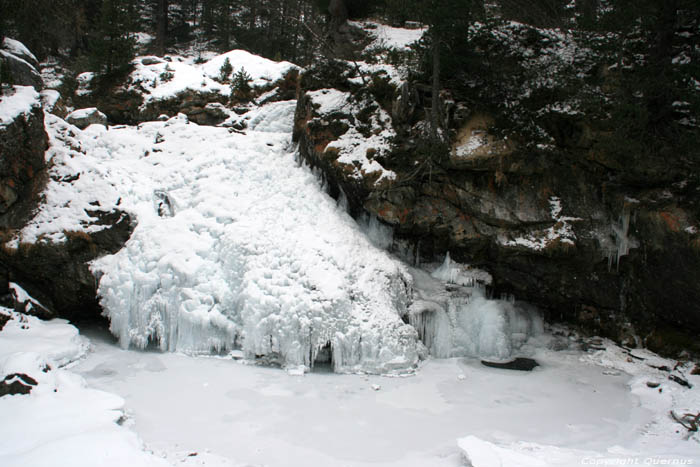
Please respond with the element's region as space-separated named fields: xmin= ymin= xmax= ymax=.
xmin=85 ymin=101 xmax=419 ymax=374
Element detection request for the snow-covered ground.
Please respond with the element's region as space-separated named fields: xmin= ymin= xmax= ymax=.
xmin=0 ymin=309 xmax=169 ymax=467
xmin=2 ymin=307 xmax=698 ymax=467
xmin=71 ymin=327 xmax=699 ymax=467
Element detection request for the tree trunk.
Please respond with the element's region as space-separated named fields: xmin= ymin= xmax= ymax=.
xmin=430 ymin=33 xmax=441 ymax=144
xmin=156 ymin=0 xmax=168 ymax=56
xmin=647 ymin=0 xmax=677 ymax=129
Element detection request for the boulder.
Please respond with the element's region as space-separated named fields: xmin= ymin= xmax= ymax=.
xmin=65 ymin=107 xmax=108 ymax=129
xmin=0 ymin=38 xmax=43 ymax=91
xmin=481 ymin=358 xmax=540 ymax=371
xmin=0 ymin=373 xmax=38 ymax=397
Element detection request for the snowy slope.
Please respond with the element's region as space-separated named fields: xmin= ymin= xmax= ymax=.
xmin=0 ymin=308 xmax=169 ymax=467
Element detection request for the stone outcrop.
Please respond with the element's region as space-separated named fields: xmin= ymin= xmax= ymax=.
xmin=65 ymin=107 xmax=108 ymax=129
xmin=0 ymin=209 xmax=133 ymax=322
xmin=0 ymin=87 xmax=48 ymax=228
xmin=72 ymin=66 xmax=299 ymax=126
xmin=0 ymin=38 xmax=43 ymax=91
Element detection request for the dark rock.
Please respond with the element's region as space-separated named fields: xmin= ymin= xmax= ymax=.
xmin=481 ymin=357 xmax=540 ymax=371
xmin=0 ymin=309 xmax=10 ymax=330
xmin=646 ymin=381 xmax=660 ymax=388
xmin=0 ymin=209 xmax=134 ymax=322
xmin=0 ymin=88 xmax=48 ymax=227
xmin=0 ymin=373 xmax=38 ymax=397
xmin=668 ymin=374 xmax=693 ymax=389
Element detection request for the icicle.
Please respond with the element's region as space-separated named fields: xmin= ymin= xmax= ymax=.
xmin=608 ymin=206 xmax=632 ymax=272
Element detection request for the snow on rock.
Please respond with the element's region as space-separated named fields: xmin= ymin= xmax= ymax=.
xmin=9 ymin=282 xmax=51 ymax=316
xmin=66 ymin=107 xmax=108 ymax=129
xmin=129 ymin=50 xmax=298 ymax=104
xmin=408 ymin=255 xmax=543 ymax=360
xmin=2 ymin=37 xmax=38 ymax=64
xmin=11 ymin=113 xmax=123 ymax=244
xmin=202 ymin=50 xmax=298 ymax=87
xmin=307 ymin=89 xmax=397 ymax=185
xmin=582 ymin=343 xmax=700 ymax=452
xmin=75 ymin=71 xmax=95 ymax=96
xmin=0 ymin=309 xmax=87 ymax=367
xmin=68 ymin=100 xmax=420 ymax=374
xmin=458 ymin=436 xmax=597 ymax=467
xmin=498 ymin=196 xmax=581 ymax=251
xmin=0 ymin=85 xmax=41 ymax=126
xmin=0 ymin=309 xmax=170 ymax=467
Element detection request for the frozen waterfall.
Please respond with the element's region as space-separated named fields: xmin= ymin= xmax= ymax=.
xmin=90 ymin=102 xmax=420 ymax=374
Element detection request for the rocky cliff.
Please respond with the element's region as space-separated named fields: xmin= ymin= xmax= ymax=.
xmin=0 ymin=39 xmax=133 ymax=320
xmin=294 ymin=20 xmax=700 ymax=354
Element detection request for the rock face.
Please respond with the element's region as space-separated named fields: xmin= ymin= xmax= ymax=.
xmin=0 ymin=210 xmax=133 ymax=321
xmin=294 ymin=22 xmax=700 ymax=353
xmin=0 ymin=86 xmax=48 ymax=228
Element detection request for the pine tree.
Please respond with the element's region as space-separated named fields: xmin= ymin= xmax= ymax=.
xmin=218 ymin=57 xmax=233 ymax=82
xmin=89 ymin=0 xmax=137 ymax=75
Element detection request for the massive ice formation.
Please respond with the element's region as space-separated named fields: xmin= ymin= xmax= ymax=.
xmin=89 ymin=101 xmax=420 ymax=374
xmin=408 ymin=254 xmax=543 ymax=360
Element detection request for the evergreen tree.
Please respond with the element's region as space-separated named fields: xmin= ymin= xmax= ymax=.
xmin=89 ymin=0 xmax=137 ymax=75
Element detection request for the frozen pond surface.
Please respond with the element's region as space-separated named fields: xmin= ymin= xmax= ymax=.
xmin=76 ymin=327 xmax=650 ymax=467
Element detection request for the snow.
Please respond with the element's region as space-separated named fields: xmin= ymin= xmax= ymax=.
xmin=40 ymin=89 xmax=60 ymax=111
xmin=2 ymin=37 xmax=38 ymax=63
xmin=455 ymin=130 xmax=489 ymax=157
xmin=65 ymin=107 xmax=99 ymax=119
xmin=307 ymin=88 xmax=349 ymax=115
xmin=201 ymin=50 xmax=298 ymax=87
xmin=0 ymin=85 xmax=41 ymax=126
xmin=0 ymin=309 xmax=170 ymax=467
xmin=352 ymin=21 xmax=426 ymax=51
